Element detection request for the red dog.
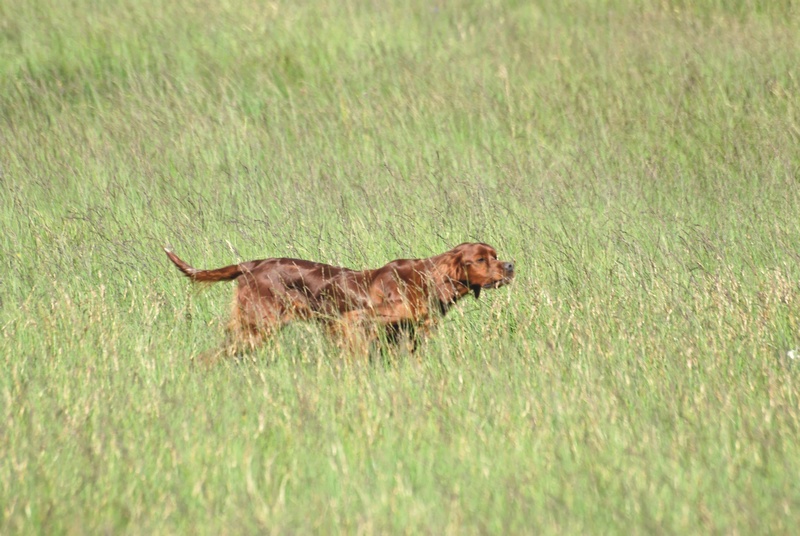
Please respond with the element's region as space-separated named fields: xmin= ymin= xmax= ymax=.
xmin=165 ymin=242 xmax=514 ymax=357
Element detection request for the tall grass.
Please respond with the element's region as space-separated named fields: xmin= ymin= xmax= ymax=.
xmin=1 ymin=0 xmax=799 ymax=533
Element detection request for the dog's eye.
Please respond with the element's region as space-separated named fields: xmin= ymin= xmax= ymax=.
xmin=477 ymin=258 xmax=486 ymax=263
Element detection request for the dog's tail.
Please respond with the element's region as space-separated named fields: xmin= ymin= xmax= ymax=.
xmin=164 ymin=248 xmax=245 ymax=283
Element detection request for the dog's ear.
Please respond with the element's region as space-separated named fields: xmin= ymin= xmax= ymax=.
xmin=451 ymin=249 xmax=481 ymax=298
xmin=433 ymin=250 xmax=468 ymax=303
xmin=444 ymin=250 xmax=467 ymax=282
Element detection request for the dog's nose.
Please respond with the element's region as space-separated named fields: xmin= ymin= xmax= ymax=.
xmin=503 ymin=262 xmax=514 ymax=273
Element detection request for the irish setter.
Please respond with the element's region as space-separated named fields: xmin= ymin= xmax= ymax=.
xmin=165 ymin=242 xmax=514 ymax=358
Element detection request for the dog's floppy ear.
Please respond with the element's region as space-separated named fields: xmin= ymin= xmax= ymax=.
xmin=450 ymin=247 xmax=482 ymax=299
xmin=434 ymin=250 xmax=468 ymax=303
xmin=442 ymin=249 xmax=467 ymax=281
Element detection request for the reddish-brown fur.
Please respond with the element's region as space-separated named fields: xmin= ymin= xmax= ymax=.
xmin=165 ymin=243 xmax=514 ymax=358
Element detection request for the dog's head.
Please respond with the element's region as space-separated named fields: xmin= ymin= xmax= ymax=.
xmin=442 ymin=242 xmax=515 ymax=299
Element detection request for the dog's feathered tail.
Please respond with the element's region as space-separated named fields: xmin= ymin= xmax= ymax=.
xmin=164 ymin=248 xmax=245 ymax=283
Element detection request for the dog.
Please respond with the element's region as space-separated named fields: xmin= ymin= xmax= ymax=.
xmin=165 ymin=242 xmax=514 ymax=358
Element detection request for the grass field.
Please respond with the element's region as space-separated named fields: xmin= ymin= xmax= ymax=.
xmin=2 ymin=0 xmax=800 ymax=533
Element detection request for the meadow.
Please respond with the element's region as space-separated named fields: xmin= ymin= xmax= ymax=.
xmin=1 ymin=0 xmax=799 ymax=533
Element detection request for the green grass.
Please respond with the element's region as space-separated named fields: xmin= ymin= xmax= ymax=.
xmin=2 ymin=0 xmax=800 ymax=533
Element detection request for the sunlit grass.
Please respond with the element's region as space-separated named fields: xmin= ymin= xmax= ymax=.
xmin=1 ymin=0 xmax=799 ymax=533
